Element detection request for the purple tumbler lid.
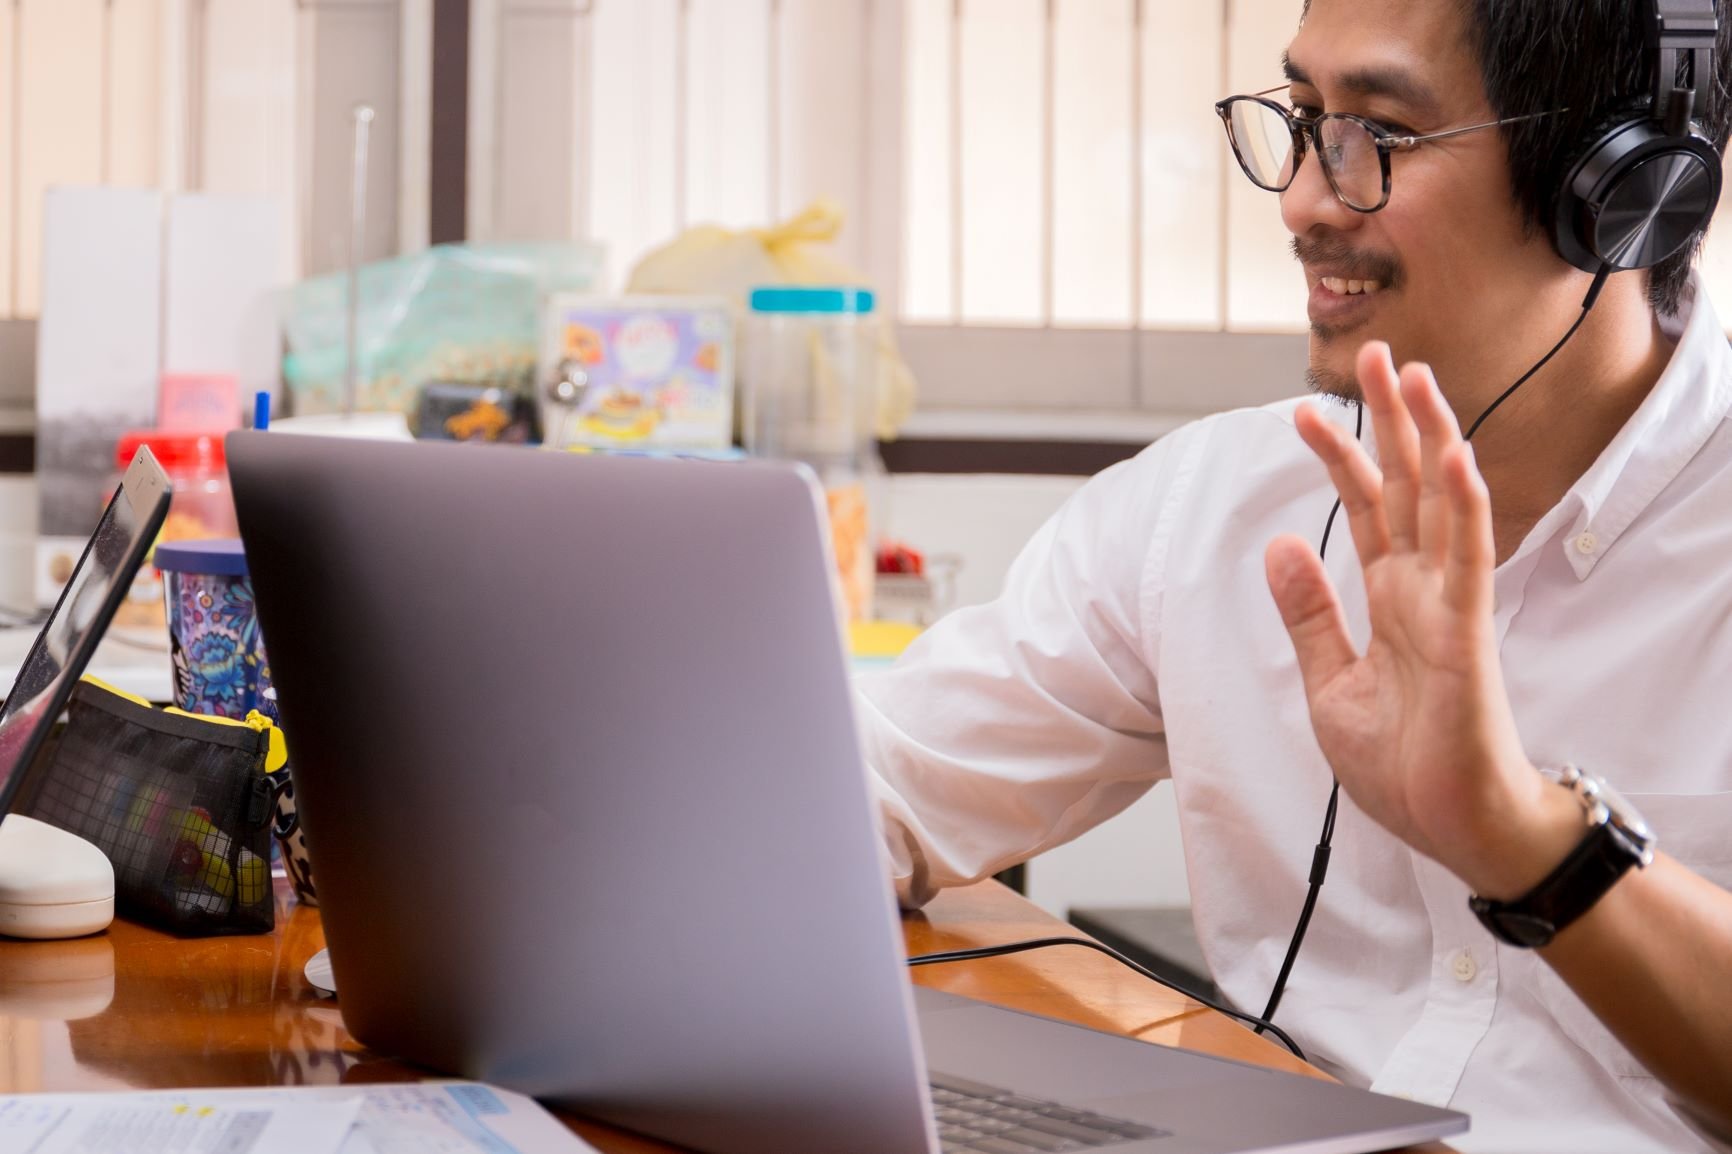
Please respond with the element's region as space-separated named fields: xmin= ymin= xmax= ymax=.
xmin=154 ymin=538 xmax=249 ymax=576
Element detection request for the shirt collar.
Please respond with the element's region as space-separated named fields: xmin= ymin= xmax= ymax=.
xmin=1558 ymin=271 xmax=1732 ymax=579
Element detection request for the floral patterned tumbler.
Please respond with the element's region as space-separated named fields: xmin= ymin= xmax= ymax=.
xmin=155 ymin=538 xmax=316 ymax=904
xmin=155 ymin=539 xmax=276 ymax=721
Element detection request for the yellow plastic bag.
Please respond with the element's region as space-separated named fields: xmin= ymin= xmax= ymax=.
xmin=625 ymin=199 xmax=916 ymax=440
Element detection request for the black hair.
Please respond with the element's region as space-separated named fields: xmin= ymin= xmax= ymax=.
xmin=1302 ymin=1 xmax=1732 ymax=314
xmin=1468 ymin=1 xmax=1732 ymax=314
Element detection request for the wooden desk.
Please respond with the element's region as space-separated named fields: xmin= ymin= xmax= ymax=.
xmin=0 ymin=878 xmax=1447 ymax=1152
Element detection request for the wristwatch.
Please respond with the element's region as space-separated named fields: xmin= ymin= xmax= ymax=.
xmin=1469 ymin=766 xmax=1656 ymax=949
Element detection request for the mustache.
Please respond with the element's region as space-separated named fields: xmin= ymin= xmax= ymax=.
xmin=1290 ymin=236 xmax=1403 ymax=289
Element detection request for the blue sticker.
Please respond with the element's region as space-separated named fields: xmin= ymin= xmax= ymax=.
xmin=446 ymin=1083 xmax=509 ymax=1117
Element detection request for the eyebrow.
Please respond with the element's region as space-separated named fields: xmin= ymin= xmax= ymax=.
xmin=1281 ymin=52 xmax=1442 ymax=119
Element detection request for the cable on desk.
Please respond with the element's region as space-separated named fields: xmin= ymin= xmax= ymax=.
xmin=907 ymin=935 xmax=1306 ymax=1062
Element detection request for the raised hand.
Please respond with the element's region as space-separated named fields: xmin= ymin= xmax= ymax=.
xmin=1265 ymin=342 xmax=1576 ymax=900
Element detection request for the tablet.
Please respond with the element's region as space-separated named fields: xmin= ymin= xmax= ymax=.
xmin=0 ymin=447 xmax=171 ymax=811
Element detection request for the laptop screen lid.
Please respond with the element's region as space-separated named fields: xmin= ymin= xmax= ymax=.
xmin=228 ymin=433 xmax=938 ymax=1154
xmin=0 ymin=447 xmax=170 ymax=812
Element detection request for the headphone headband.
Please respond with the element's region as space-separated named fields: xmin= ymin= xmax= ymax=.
xmin=1653 ymin=0 xmax=1717 ymax=128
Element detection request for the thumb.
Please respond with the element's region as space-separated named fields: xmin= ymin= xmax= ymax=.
xmin=1265 ymin=535 xmax=1357 ymax=698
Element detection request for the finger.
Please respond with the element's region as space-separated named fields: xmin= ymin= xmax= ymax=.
xmin=1441 ymin=442 xmax=1495 ymax=617
xmin=1295 ymin=402 xmax=1390 ymax=567
xmin=1266 ymin=535 xmax=1358 ymax=699
xmin=1356 ymin=341 xmax=1422 ymax=552
xmin=1398 ymin=361 xmax=1463 ymax=569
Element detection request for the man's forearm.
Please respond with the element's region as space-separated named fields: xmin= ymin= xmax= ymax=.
xmin=1445 ymin=768 xmax=1732 ymax=1133
xmin=1539 ymin=853 xmax=1732 ymax=1134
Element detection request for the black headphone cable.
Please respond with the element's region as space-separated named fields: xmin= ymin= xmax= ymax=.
xmin=908 ymin=936 xmax=1307 ymax=1061
xmin=1253 ymin=262 xmax=1613 ymax=1036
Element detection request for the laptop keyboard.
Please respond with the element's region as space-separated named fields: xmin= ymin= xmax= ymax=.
xmin=930 ymin=1073 xmax=1169 ymax=1152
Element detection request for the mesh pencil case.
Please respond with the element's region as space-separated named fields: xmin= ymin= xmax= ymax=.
xmin=18 ymin=677 xmax=287 ymax=936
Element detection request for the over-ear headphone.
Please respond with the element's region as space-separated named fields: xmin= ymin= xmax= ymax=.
xmin=1553 ymin=0 xmax=1723 ymax=274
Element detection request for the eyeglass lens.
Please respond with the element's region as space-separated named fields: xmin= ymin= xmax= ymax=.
xmin=1316 ymin=117 xmax=1384 ymax=210
xmin=1226 ymin=99 xmax=1385 ymax=211
xmin=1227 ymin=99 xmax=1298 ymax=190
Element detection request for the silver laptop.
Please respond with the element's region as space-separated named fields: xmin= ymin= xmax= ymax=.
xmin=228 ymin=433 xmax=1467 ymax=1154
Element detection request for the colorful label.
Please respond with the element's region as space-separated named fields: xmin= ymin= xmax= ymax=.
xmin=541 ymin=299 xmax=733 ymax=449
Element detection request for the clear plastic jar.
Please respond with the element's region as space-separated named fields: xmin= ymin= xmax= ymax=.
xmin=114 ymin=430 xmax=238 ymax=542
xmin=109 ymin=430 xmax=239 ymax=633
xmin=742 ymin=287 xmax=879 ymax=620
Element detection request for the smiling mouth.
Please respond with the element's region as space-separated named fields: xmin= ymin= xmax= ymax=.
xmin=1316 ymin=276 xmax=1384 ymax=296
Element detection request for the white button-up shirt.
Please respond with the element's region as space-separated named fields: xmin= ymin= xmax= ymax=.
xmin=858 ymin=276 xmax=1732 ymax=1153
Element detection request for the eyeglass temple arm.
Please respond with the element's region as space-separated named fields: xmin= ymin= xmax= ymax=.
xmin=1233 ymin=89 xmax=1568 ymax=152
xmin=1384 ymin=108 xmax=1567 ymax=150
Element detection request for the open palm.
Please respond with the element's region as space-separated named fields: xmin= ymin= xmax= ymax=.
xmin=1265 ymin=343 xmax=1543 ymax=894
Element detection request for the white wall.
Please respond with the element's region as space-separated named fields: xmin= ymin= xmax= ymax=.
xmin=0 ymin=474 xmax=37 ymax=612
xmin=880 ymin=471 xmax=1191 ymax=919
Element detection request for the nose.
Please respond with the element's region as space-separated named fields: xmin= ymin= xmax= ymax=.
xmin=1279 ymin=142 xmax=1365 ymax=240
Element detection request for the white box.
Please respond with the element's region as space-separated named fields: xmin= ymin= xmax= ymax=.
xmin=35 ymin=187 xmax=163 ymax=607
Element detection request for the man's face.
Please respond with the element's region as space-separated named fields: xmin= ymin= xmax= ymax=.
xmin=1282 ymin=0 xmax=1563 ymax=399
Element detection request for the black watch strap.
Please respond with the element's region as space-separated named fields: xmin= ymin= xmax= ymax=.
xmin=1469 ymin=821 xmax=1643 ymax=948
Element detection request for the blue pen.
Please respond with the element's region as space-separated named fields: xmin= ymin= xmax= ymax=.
xmin=254 ymin=391 xmax=271 ymax=431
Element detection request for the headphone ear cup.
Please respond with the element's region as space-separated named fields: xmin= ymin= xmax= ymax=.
xmin=1554 ymin=115 xmax=1723 ymax=273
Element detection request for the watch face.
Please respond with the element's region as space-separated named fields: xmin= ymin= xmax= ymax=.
xmin=1592 ymin=778 xmax=1654 ymax=843
xmin=1470 ymin=896 xmax=1558 ymax=949
xmin=1494 ymin=910 xmax=1557 ymax=949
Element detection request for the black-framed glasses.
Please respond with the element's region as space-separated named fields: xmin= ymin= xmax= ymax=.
xmin=1215 ymin=86 xmax=1564 ymax=213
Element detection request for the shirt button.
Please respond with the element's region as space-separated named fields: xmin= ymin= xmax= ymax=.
xmin=1450 ymin=949 xmax=1478 ymax=983
xmin=1574 ymin=531 xmax=1598 ymax=555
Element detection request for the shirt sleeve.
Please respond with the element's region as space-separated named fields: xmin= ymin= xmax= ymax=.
xmin=855 ymin=422 xmax=1210 ymax=908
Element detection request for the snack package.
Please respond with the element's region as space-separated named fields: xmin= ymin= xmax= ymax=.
xmin=282 ymin=242 xmax=602 ymax=419
xmin=538 ymin=297 xmax=734 ymax=450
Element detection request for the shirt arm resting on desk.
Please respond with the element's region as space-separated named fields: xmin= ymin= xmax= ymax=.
xmin=856 ymin=424 xmax=1210 ymax=909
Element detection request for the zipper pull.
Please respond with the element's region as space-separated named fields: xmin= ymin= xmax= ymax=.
xmin=245 ymin=710 xmax=290 ymax=775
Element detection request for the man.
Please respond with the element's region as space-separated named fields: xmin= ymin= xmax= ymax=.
xmin=858 ymin=2 xmax=1732 ymax=1149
